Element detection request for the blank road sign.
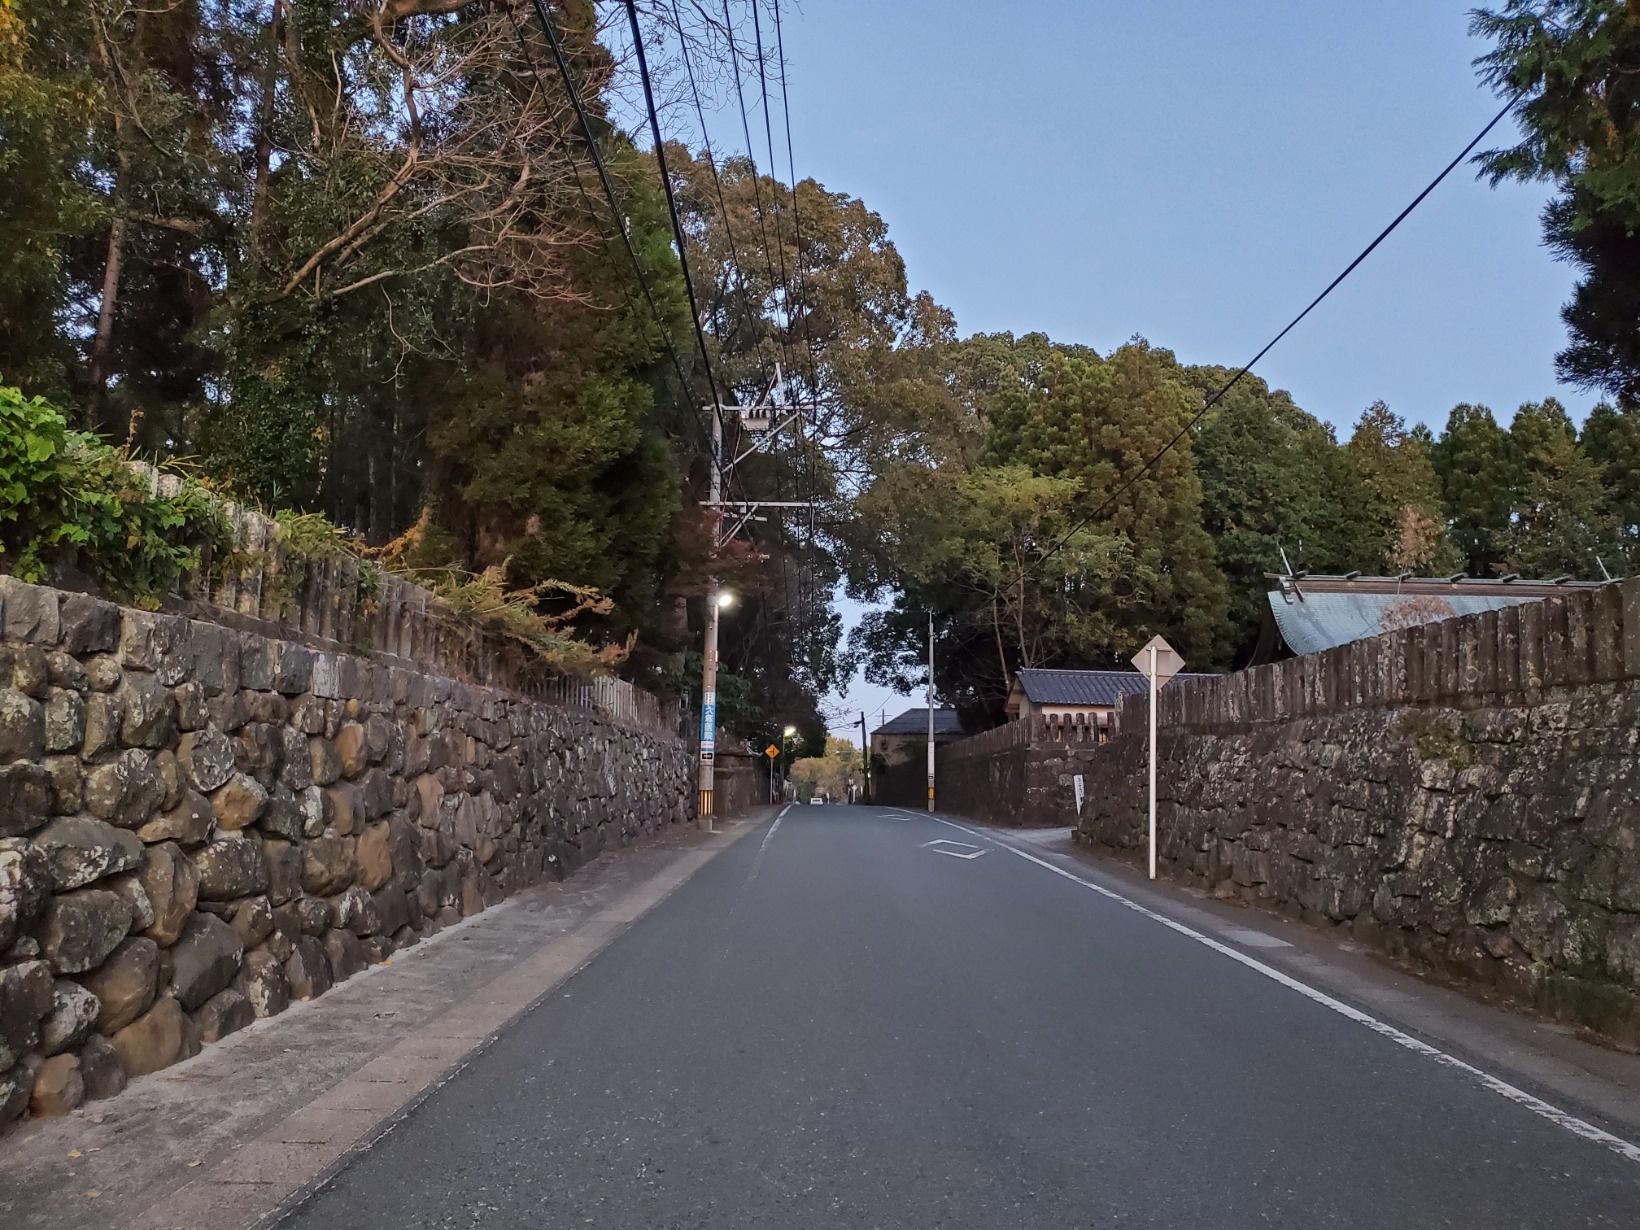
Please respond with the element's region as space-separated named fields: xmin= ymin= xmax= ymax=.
xmin=1132 ymin=634 xmax=1185 ymax=686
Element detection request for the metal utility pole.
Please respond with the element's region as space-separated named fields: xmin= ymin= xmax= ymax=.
xmin=697 ymin=408 xmax=723 ymax=830
xmin=926 ymin=611 xmax=936 ymax=813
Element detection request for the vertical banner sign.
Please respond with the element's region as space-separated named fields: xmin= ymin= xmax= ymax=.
xmin=1073 ymin=774 xmax=1085 ymax=815
xmin=699 ymin=690 xmax=717 ymax=759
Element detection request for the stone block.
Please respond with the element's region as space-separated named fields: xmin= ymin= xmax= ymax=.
xmin=82 ymin=691 xmax=123 ymax=756
xmin=0 ymin=1066 xmax=31 ymax=1128
xmin=80 ymin=936 xmax=159 ymax=1033
xmin=169 ymin=912 xmax=243 ymax=1010
xmin=42 ymin=687 xmax=85 ymax=754
xmin=284 ymin=936 xmax=332 ymax=1001
xmin=230 ymin=895 xmax=274 ymax=948
xmin=107 ymin=867 xmax=155 ymax=931
xmin=0 ymin=575 xmax=60 ymax=644
xmin=38 ymin=889 xmax=131 ymax=973
xmin=270 ymin=642 xmax=314 ymax=695
xmin=78 ymin=1033 xmax=126 ymax=1101
xmin=192 ymin=834 xmax=269 ymax=901
xmin=192 ymin=987 xmax=253 ymax=1042
xmin=173 ymin=678 xmax=208 ymax=729
xmin=84 ymin=748 xmax=167 ymax=829
xmin=334 ymin=721 xmax=367 ymax=777
xmin=39 ymin=979 xmax=99 ymax=1055
xmin=119 ymin=672 xmax=176 ymax=747
xmin=322 ymin=928 xmax=366 ymax=981
xmin=28 ymin=1052 xmax=83 ymax=1116
xmin=0 ymin=959 xmax=53 ymax=1058
xmin=356 ymin=822 xmax=393 ymax=892
xmin=0 ymin=689 xmax=45 ymax=762
xmin=57 ymin=592 xmax=118 ymax=654
xmin=243 ymin=949 xmax=290 ymax=1018
xmin=34 ymin=816 xmax=145 ymax=891
xmin=0 ymin=837 xmax=51 ymax=953
xmin=110 ymin=994 xmax=183 ymax=1077
xmin=300 ymin=834 xmax=356 ymax=896
xmin=10 ymin=644 xmax=48 ymax=697
xmin=0 ymin=762 xmax=52 ymax=838
xmin=211 ymin=772 xmax=268 ymax=830
xmin=46 ymin=650 xmax=87 ymax=691
xmin=138 ymin=788 xmax=214 ymax=847
xmin=189 ymin=622 xmax=241 ymax=695
xmin=178 ymin=725 xmax=236 ymax=793
xmin=260 ymin=786 xmax=304 ymax=842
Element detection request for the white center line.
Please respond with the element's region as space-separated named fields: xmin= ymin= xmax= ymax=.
xmin=960 ymin=828 xmax=1640 ymax=1165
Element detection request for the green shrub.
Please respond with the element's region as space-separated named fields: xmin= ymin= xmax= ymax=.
xmin=0 ymin=381 xmax=231 ymax=606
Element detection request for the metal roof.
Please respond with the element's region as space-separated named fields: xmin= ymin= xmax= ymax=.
xmin=1267 ymin=586 xmax=1544 ymax=657
xmin=873 ymin=707 xmax=964 ymax=737
xmin=1014 ymin=668 xmax=1211 ymax=707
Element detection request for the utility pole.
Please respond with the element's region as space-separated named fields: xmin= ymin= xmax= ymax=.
xmin=860 ymin=710 xmax=871 ymax=805
xmin=697 ymin=406 xmax=723 ymax=830
xmin=926 ymin=611 xmax=935 ymax=813
xmin=694 ymin=368 xmax=815 ymax=827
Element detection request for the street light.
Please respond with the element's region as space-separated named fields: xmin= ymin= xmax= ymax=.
xmin=697 ymin=588 xmax=736 ymax=830
xmin=780 ymin=726 xmax=797 ymax=804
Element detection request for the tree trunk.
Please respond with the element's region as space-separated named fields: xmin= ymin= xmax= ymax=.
xmin=250 ymin=1 xmax=284 ymax=230
xmin=88 ymin=211 xmax=127 ymax=437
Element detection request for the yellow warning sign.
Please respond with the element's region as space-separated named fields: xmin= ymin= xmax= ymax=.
xmin=764 ymin=744 xmax=780 ymax=759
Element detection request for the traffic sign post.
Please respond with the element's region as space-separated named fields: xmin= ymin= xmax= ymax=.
xmin=1132 ymin=634 xmax=1185 ymax=880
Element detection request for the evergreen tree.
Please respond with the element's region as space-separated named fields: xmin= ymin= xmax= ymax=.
xmin=1341 ymin=402 xmax=1458 ymax=573
xmin=1506 ymin=429 xmax=1619 ymax=577
xmin=1473 ymin=1 xmax=1640 ymax=406
xmin=1432 ymin=404 xmax=1521 ymax=576
xmin=986 ymin=343 xmax=1229 ymax=666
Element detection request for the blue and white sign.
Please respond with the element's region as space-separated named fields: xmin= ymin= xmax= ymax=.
xmin=699 ymin=690 xmax=717 ymax=752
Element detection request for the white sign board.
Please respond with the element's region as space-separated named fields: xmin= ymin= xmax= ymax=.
xmin=1131 ymin=634 xmax=1186 ymax=687
xmin=1073 ymin=774 xmax=1085 ymax=815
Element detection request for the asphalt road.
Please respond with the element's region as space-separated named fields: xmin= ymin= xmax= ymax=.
xmin=278 ymin=805 xmax=1640 ymax=1228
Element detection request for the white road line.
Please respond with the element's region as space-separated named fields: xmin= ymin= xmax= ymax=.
xmin=921 ymin=839 xmax=987 ymax=860
xmin=976 ymin=834 xmax=1640 ymax=1166
xmin=759 ymin=812 xmax=784 ymax=854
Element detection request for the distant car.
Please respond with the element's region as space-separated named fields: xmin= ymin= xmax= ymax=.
xmin=809 ymin=796 xmax=824 ymax=805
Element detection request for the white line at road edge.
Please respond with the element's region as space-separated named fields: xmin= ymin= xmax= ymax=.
xmin=936 ymin=817 xmax=1640 ymax=1166
xmin=760 ymin=811 xmax=784 ymax=853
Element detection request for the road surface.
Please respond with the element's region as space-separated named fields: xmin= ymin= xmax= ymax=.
xmin=277 ymin=805 xmax=1640 ymax=1228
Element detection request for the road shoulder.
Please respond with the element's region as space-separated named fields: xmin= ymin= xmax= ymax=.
xmin=0 ymin=812 xmax=765 ymax=1230
xmin=942 ymin=818 xmax=1640 ymax=1140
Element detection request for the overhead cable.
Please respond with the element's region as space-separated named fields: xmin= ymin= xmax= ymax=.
xmin=622 ymin=0 xmax=724 ymax=415
xmin=1035 ymin=97 xmax=1518 ymax=571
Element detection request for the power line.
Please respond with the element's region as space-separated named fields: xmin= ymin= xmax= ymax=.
xmin=768 ymin=0 xmax=822 ymax=412
xmin=623 ymin=0 xmax=724 ymax=415
xmin=667 ymin=0 xmax=757 ymax=381
xmin=519 ymin=0 xmax=698 ymax=408
xmin=1034 ymin=97 xmax=1517 ymax=572
xmin=721 ymin=0 xmax=801 ymax=393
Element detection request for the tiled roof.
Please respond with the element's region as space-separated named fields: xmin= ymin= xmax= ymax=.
xmin=873 ymin=707 xmax=964 ymax=736
xmin=1014 ymin=667 xmax=1211 ymax=706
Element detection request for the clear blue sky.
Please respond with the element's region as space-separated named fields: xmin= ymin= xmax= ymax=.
xmin=688 ymin=2 xmax=1590 ymax=732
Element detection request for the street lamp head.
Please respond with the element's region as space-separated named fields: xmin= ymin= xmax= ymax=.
xmin=782 ymin=725 xmax=797 ymax=737
xmin=714 ymin=591 xmax=736 ymax=609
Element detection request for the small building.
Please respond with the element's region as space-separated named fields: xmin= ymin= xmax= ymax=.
xmin=1249 ymin=572 xmax=1612 ymax=664
xmin=871 ymin=707 xmax=964 ymax=766
xmin=1004 ymin=667 xmax=1212 ymax=742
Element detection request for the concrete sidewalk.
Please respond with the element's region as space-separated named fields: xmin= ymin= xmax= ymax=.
xmin=0 ymin=810 xmax=767 ymax=1230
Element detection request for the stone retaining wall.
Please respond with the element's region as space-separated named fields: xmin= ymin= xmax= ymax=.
xmin=0 ymin=576 xmax=691 ymax=1129
xmin=1073 ymin=580 xmax=1640 ymax=1046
